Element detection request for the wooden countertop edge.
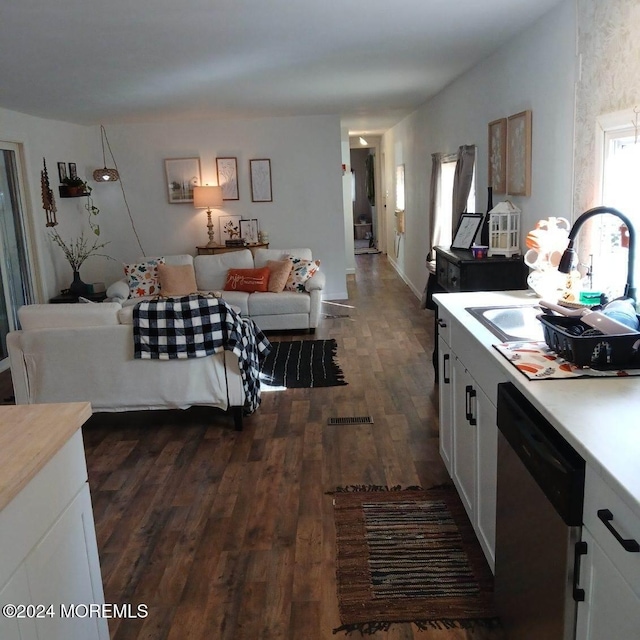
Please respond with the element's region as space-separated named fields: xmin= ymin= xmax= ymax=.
xmin=0 ymin=402 xmax=92 ymax=512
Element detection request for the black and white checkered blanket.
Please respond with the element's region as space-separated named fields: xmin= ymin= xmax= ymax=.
xmin=133 ymin=295 xmax=270 ymax=414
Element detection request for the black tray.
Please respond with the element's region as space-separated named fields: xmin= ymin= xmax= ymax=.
xmin=538 ymin=313 xmax=640 ymax=369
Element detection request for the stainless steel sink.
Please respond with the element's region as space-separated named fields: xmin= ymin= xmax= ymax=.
xmin=465 ymin=305 xmax=545 ymax=342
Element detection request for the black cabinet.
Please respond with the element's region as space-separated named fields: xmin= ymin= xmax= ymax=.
xmin=432 ymin=246 xmax=529 ymax=376
xmin=435 ymin=246 xmax=528 ymax=293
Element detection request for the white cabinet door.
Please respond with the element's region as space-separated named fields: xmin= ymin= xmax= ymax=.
xmin=451 ymin=357 xmax=497 ymax=571
xmin=437 ymin=334 xmax=453 ymax=474
xmin=576 ymin=527 xmax=640 ymax=640
xmin=474 ymin=385 xmax=497 ymax=572
xmin=451 ymin=358 xmax=476 ymax=522
xmin=0 ymin=566 xmax=38 ymax=640
xmin=26 ymin=483 xmax=108 ymax=640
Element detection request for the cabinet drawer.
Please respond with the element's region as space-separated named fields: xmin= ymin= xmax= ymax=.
xmin=436 ymin=307 xmax=453 ymax=347
xmin=447 ymin=263 xmax=461 ymax=292
xmin=583 ymin=468 xmax=640 ymax=597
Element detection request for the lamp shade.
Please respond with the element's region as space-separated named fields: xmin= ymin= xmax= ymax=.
xmin=193 ymin=185 xmax=223 ymax=209
xmin=93 ymin=167 xmax=119 ymax=182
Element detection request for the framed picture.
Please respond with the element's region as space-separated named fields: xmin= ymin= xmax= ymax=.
xmin=249 ymin=159 xmax=272 ymax=202
xmin=507 ymin=110 xmax=532 ymax=196
xmin=452 ymin=213 xmax=483 ymax=249
xmin=165 ymin=157 xmax=201 ymax=203
xmin=216 ymin=157 xmax=239 ymax=200
xmin=240 ymin=218 xmax=259 ymax=244
xmin=68 ymin=162 xmax=77 ymax=180
xmin=219 ymin=215 xmax=242 ymax=242
xmin=488 ymin=118 xmax=507 ymax=194
xmin=57 ymin=162 xmax=68 ymax=183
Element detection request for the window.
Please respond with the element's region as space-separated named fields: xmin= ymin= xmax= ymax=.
xmin=589 ymin=120 xmax=640 ymax=297
xmin=435 ymin=156 xmax=476 ymax=249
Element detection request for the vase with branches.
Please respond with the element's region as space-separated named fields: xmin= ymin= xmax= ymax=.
xmin=49 ymin=183 xmax=111 ymax=294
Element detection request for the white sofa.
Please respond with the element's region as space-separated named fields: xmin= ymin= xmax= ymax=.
xmin=106 ymin=248 xmax=325 ymax=331
xmin=7 ymin=302 xmax=248 ymax=429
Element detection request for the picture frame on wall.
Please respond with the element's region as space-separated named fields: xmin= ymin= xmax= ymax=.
xmin=57 ymin=162 xmax=68 ymax=183
xmin=488 ymin=118 xmax=507 ymax=195
xmin=68 ymin=162 xmax=78 ymax=180
xmin=219 ymin=215 xmax=242 ymax=242
xmin=451 ymin=213 xmax=483 ymax=249
xmin=507 ymin=110 xmax=532 ymax=196
xmin=240 ymin=218 xmax=259 ymax=244
xmin=216 ymin=157 xmax=239 ymax=201
xmin=249 ymin=159 xmax=272 ymax=202
xmin=165 ymin=157 xmax=201 ymax=203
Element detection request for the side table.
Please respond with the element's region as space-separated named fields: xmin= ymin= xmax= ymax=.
xmin=196 ymin=242 xmax=269 ymax=258
xmin=49 ymin=291 xmax=108 ymax=304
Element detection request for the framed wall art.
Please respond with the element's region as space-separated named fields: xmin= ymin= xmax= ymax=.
xmin=240 ymin=218 xmax=259 ymax=244
xmin=507 ymin=110 xmax=532 ymax=196
xmin=57 ymin=162 xmax=68 ymax=183
xmin=165 ymin=157 xmax=201 ymax=204
xmin=452 ymin=213 xmax=483 ymax=249
xmin=488 ymin=118 xmax=507 ymax=194
xmin=219 ymin=215 xmax=242 ymax=242
xmin=249 ymin=159 xmax=272 ymax=202
xmin=216 ymin=157 xmax=239 ymax=200
xmin=68 ymin=162 xmax=78 ymax=180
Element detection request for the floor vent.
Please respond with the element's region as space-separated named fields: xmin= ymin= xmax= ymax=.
xmin=327 ymin=416 xmax=374 ymax=426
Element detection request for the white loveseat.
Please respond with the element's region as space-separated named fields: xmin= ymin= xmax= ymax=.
xmin=7 ymin=302 xmax=248 ymax=428
xmin=106 ymin=248 xmax=325 ymax=331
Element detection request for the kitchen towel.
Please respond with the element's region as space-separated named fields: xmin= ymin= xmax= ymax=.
xmin=493 ymin=341 xmax=640 ymax=380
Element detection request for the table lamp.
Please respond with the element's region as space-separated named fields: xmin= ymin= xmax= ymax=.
xmin=193 ymin=186 xmax=223 ymax=248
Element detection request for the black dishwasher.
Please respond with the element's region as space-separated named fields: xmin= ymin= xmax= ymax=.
xmin=495 ymin=382 xmax=586 ymax=640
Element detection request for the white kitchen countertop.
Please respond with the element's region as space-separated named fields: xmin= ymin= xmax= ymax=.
xmin=434 ymin=289 xmax=640 ymax=518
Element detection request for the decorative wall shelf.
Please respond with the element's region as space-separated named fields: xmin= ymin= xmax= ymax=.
xmin=58 ymin=186 xmax=88 ymax=198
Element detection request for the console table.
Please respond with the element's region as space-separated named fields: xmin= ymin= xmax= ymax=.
xmin=197 ymin=242 xmax=269 ymax=257
xmin=432 ymin=246 xmax=529 ymax=376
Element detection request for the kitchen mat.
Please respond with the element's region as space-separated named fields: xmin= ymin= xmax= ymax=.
xmin=493 ymin=341 xmax=640 ymax=380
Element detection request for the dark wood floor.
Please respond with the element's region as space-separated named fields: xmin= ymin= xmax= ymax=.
xmin=3 ymin=254 xmax=504 ymax=639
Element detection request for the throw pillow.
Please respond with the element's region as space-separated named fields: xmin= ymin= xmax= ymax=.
xmin=157 ymin=263 xmax=198 ymax=297
xmin=224 ymin=267 xmax=270 ymax=293
xmin=266 ymin=259 xmax=293 ymax=293
xmin=124 ymin=258 xmax=165 ymax=298
xmin=284 ymin=257 xmax=321 ymax=292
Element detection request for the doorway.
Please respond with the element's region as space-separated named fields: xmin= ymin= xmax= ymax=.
xmin=350 ymin=147 xmax=380 ymax=254
xmin=0 ymin=142 xmax=36 ymax=370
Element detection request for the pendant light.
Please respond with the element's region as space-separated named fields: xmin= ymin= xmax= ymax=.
xmin=93 ymin=125 xmax=120 ymax=182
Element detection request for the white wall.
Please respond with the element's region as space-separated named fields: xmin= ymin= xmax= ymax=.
xmin=1 ymin=110 xmax=348 ymax=300
xmin=0 ymin=107 xmax=100 ymax=300
xmin=381 ymin=0 xmax=576 ymax=299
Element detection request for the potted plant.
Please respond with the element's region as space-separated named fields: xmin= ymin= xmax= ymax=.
xmin=61 ymin=176 xmax=86 ymax=196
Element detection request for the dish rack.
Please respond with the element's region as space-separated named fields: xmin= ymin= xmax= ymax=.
xmin=538 ymin=313 xmax=640 ymax=369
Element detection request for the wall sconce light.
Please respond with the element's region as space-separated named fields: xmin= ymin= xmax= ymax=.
xmin=193 ymin=185 xmax=223 ymax=247
xmin=92 ymin=125 xmax=120 ymax=182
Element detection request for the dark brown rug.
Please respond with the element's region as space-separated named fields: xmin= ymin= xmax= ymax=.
xmin=331 ymin=485 xmax=499 ymax=635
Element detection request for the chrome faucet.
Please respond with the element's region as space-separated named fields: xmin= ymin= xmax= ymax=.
xmin=557 ymin=206 xmax=636 ymax=302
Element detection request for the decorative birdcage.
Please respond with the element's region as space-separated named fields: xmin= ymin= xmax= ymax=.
xmin=488 ymin=201 xmax=521 ymax=257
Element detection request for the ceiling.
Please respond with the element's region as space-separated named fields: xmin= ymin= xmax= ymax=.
xmin=1 ymin=0 xmax=561 ymax=135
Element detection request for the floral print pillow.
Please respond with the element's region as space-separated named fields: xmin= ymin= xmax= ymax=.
xmin=284 ymin=257 xmax=320 ymax=293
xmin=124 ymin=258 xmax=165 ymax=298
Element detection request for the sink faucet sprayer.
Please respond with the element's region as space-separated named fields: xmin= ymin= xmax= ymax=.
xmin=557 ymin=206 xmax=636 ymax=303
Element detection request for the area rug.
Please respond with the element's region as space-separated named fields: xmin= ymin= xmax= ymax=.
xmin=331 ymin=485 xmax=499 ymax=635
xmin=259 ymin=339 xmax=347 ymax=388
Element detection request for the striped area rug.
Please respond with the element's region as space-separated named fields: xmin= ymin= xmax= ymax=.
xmin=332 ymin=485 xmax=498 ymax=634
xmin=259 ymin=339 xmax=347 ymax=388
